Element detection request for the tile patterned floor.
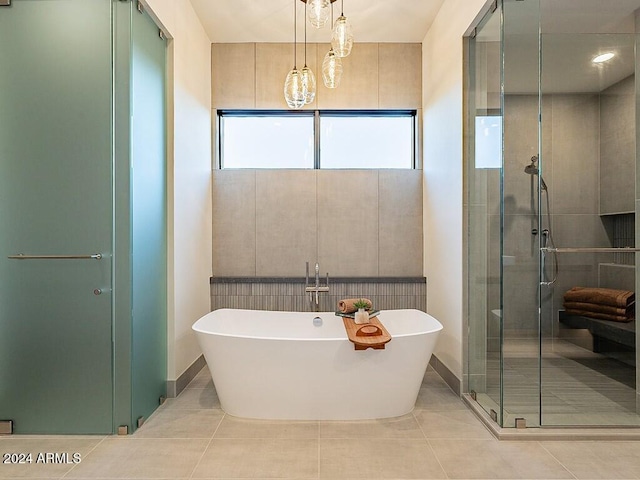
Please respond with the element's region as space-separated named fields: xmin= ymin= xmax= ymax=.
xmin=475 ymin=338 xmax=640 ymax=427
xmin=2 ymin=366 xmax=640 ymax=479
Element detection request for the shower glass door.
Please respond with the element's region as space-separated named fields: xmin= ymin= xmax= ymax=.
xmin=0 ymin=0 xmax=114 ymax=433
xmin=538 ymin=0 xmax=640 ymax=426
xmin=466 ymin=1 xmax=504 ymax=424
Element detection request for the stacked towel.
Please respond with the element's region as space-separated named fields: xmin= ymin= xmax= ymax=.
xmin=337 ymin=298 xmax=373 ymax=314
xmin=563 ymin=287 xmax=635 ymax=322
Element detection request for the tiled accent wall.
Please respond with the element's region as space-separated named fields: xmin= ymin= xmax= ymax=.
xmin=212 ymin=169 xmax=423 ymax=277
xmin=211 ymin=43 xmax=422 ymax=110
xmin=210 ymin=278 xmax=427 ymax=313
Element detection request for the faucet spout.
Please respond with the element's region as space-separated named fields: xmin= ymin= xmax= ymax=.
xmin=305 ymin=261 xmax=329 ymax=312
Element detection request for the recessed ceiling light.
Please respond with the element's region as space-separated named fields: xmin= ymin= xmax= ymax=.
xmin=592 ymin=52 xmax=615 ymax=64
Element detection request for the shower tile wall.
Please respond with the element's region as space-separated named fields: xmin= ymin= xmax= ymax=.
xmin=501 ymin=78 xmax=635 ymax=341
xmin=210 ymin=279 xmax=427 ymax=313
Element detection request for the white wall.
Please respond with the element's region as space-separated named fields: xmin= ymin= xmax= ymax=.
xmin=422 ymin=0 xmax=488 ymax=382
xmin=143 ymin=0 xmax=213 ymax=380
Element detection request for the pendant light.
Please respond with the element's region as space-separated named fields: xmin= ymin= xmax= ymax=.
xmin=307 ymin=0 xmax=330 ymax=29
xmin=284 ymin=0 xmax=305 ymax=109
xmin=300 ymin=0 xmax=316 ymax=104
xmin=331 ymin=0 xmax=353 ymax=58
xmin=322 ymin=2 xmax=342 ymax=89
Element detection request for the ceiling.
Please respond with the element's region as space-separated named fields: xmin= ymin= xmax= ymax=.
xmin=188 ymin=0 xmax=446 ymax=43
xmin=477 ymin=0 xmax=640 ymax=93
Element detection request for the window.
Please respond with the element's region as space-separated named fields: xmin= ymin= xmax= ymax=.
xmin=218 ymin=110 xmax=416 ymax=169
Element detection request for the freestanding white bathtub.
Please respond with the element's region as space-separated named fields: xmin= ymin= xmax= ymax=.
xmin=192 ymin=308 xmax=443 ymax=420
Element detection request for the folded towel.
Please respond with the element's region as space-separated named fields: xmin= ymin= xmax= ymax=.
xmin=338 ymin=298 xmax=373 ymax=314
xmin=565 ymin=309 xmax=633 ymax=323
xmin=563 ymin=301 xmax=634 ymax=319
xmin=563 ymin=287 xmax=635 ymax=309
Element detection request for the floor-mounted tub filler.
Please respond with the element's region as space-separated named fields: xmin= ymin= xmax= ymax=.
xmin=192 ymin=309 xmax=443 ymax=420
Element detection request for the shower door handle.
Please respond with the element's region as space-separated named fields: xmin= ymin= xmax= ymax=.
xmin=8 ymin=253 xmax=103 ymax=260
xmin=541 ymin=247 xmax=640 ymax=253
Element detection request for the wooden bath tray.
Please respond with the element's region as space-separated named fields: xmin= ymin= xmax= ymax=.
xmin=342 ymin=316 xmax=392 ymax=350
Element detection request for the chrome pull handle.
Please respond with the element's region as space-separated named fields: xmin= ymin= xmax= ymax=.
xmin=8 ymin=253 xmax=103 ymax=260
xmin=542 ymin=247 xmax=640 ymax=254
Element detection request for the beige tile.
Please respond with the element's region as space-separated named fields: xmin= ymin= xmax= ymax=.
xmin=414 ymin=386 xmax=468 ymax=412
xmin=191 ymin=439 xmax=318 ymax=478
xmin=429 ymin=439 xmax=574 ymax=479
xmin=132 ymin=409 xmax=224 ymax=439
xmin=255 ymin=170 xmax=317 ymax=276
xmin=162 ymin=387 xmax=221 ymax=410
xmin=186 ymin=368 xmax=214 ymax=389
xmin=212 ymin=170 xmax=256 ymax=276
xmin=541 ymin=441 xmax=640 ymax=479
xmin=378 ymin=43 xmax=422 ymax=109
xmin=212 ymin=43 xmax=255 ymax=109
xmin=66 ymin=438 xmax=208 ymax=478
xmin=0 ymin=437 xmax=103 ymax=478
xmin=319 ymin=438 xmax=446 ymax=479
xmin=256 ymin=43 xmax=318 ymax=110
xmin=317 ymin=170 xmax=379 ymax=276
xmin=414 ymin=409 xmax=494 ymax=439
xmin=214 ymin=416 xmax=319 ymax=439
xmin=378 ymin=170 xmax=423 ymax=276
xmin=320 ymin=414 xmax=424 ymax=439
xmin=317 ymin=43 xmax=379 ymax=109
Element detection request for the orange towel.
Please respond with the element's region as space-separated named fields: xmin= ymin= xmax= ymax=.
xmin=338 ymin=298 xmax=373 ymax=314
xmin=563 ymin=287 xmax=634 ymax=309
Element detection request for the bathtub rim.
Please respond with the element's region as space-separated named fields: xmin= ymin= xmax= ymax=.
xmin=192 ymin=308 xmax=443 ymax=342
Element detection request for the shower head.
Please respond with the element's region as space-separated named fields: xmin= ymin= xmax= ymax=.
xmin=524 ymin=164 xmax=539 ymax=175
xmin=524 ymin=155 xmax=547 ymax=190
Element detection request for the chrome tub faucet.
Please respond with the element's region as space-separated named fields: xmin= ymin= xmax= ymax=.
xmin=305 ymin=261 xmax=329 ymax=311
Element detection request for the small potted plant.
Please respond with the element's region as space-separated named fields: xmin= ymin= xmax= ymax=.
xmin=353 ymin=298 xmax=370 ymax=324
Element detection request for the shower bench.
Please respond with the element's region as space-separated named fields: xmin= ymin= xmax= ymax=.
xmin=559 ymin=310 xmax=635 ymax=359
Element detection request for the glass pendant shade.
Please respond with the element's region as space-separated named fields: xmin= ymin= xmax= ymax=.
xmin=307 ymin=0 xmax=330 ymax=28
xmin=331 ymin=15 xmax=353 ymax=57
xmin=284 ymin=68 xmax=306 ymax=109
xmin=322 ymin=49 xmax=342 ymax=89
xmin=300 ymin=66 xmax=316 ymax=104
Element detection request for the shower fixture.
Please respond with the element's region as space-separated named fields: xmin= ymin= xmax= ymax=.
xmin=524 ymin=155 xmax=557 ymax=285
xmin=524 ymin=155 xmax=548 ymax=191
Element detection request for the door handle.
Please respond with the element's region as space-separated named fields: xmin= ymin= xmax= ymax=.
xmin=8 ymin=253 xmax=103 ymax=260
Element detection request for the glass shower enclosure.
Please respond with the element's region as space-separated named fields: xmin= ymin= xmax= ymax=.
xmin=466 ymin=0 xmax=640 ymax=428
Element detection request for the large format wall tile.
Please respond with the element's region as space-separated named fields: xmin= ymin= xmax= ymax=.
xmin=256 ymin=43 xmax=318 ymax=110
xmin=317 ymin=43 xmax=379 ymax=109
xmin=552 ymin=94 xmax=600 ymax=214
xmin=600 ymin=75 xmax=635 ymax=214
xmin=378 ymin=43 xmax=422 ymax=109
xmin=317 ymin=170 xmax=379 ymax=276
xmin=212 ymin=43 xmax=255 ymax=109
xmin=255 ymin=170 xmax=317 ymax=276
xmin=212 ymin=170 xmax=256 ymax=275
xmin=378 ymin=170 xmax=423 ymax=276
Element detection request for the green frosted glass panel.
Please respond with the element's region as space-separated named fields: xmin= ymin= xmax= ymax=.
xmin=0 ymin=0 xmax=113 ymax=433
xmin=130 ymin=6 xmax=167 ymax=429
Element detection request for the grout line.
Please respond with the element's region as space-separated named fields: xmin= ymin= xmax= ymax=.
xmin=60 ymin=435 xmax=109 ymax=479
xmin=187 ymin=412 xmax=225 ymax=479
xmin=537 ymin=441 xmax=579 ymax=480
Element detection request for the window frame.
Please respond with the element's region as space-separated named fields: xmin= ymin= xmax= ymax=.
xmin=216 ymin=109 xmax=419 ymax=170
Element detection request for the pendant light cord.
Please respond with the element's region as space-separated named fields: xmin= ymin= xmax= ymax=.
xmin=304 ymin=0 xmax=308 ymax=67
xmin=341 ymin=0 xmax=344 ymax=16
xmin=293 ymin=0 xmax=297 ymax=68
